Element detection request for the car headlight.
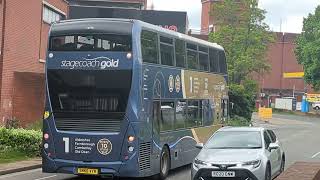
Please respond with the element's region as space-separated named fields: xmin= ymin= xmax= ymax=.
xmin=242 ymin=159 xmax=261 ymax=168
xmin=194 ymin=158 xmax=209 ymax=168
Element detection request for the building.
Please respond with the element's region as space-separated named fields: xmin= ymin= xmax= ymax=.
xmin=69 ymin=5 xmax=189 ymax=33
xmin=0 ymin=0 xmax=68 ymax=126
xmin=201 ymin=0 xmax=253 ymax=34
xmin=67 ymin=0 xmax=147 ymax=9
xmin=257 ymin=32 xmax=308 ymax=107
xmin=0 ymin=0 xmax=151 ymax=127
xmin=199 ymin=0 xmax=310 ymax=107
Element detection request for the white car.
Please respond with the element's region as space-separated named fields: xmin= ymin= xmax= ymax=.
xmin=312 ymin=102 xmax=320 ymax=110
xmin=192 ymin=127 xmax=285 ymax=180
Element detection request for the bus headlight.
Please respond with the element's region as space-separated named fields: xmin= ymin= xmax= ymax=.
xmin=126 ymin=52 xmax=132 ymax=59
xmin=128 ymin=136 xmax=135 ymax=142
xmin=128 ymin=146 xmax=134 ymax=152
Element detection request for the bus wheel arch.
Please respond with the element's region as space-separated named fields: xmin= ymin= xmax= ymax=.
xmin=160 ymin=145 xmax=171 ymax=180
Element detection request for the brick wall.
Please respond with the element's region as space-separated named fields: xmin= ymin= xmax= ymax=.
xmin=12 ymin=72 xmax=45 ymax=126
xmin=0 ymin=0 xmax=68 ymax=125
xmin=201 ymin=0 xmax=211 ymax=34
xmin=258 ymin=32 xmax=305 ymax=94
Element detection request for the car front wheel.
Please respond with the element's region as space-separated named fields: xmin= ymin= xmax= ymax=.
xmin=280 ymin=157 xmax=285 ymax=173
xmin=265 ymin=164 xmax=271 ymax=180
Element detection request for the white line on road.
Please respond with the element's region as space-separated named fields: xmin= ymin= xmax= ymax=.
xmin=311 ymin=152 xmax=320 ymax=158
xmin=34 ymin=175 xmax=57 ymax=180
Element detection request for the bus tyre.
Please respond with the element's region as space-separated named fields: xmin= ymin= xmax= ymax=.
xmin=160 ymin=146 xmax=170 ymax=180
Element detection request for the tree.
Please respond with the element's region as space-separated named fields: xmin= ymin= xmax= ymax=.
xmin=229 ymin=83 xmax=256 ymax=120
xmin=209 ymin=0 xmax=274 ymax=84
xmin=295 ymin=6 xmax=320 ymax=90
xmin=229 ymin=79 xmax=258 ymax=121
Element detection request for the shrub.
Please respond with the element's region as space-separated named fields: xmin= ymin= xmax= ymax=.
xmin=227 ymin=115 xmax=252 ymax=127
xmin=229 ymin=83 xmax=256 ymax=121
xmin=0 ymin=127 xmax=42 ymax=157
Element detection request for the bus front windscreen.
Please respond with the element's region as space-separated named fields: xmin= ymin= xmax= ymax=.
xmin=47 ymin=70 xmax=132 ymax=120
xmin=49 ymin=34 xmax=132 ymax=52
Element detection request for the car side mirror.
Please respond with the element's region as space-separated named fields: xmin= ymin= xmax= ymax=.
xmin=268 ymin=143 xmax=279 ymax=151
xmin=195 ymin=143 xmax=204 ymax=149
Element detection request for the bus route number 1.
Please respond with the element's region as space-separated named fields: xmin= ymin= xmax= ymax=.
xmin=63 ymin=137 xmax=70 ymax=153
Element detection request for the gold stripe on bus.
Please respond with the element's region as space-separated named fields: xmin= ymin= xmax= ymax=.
xmin=191 ymin=128 xmax=200 ymax=143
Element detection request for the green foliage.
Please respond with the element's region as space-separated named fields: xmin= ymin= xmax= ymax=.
xmin=227 ymin=115 xmax=252 ymax=127
xmin=27 ymin=120 xmax=43 ymax=131
xmin=295 ymin=5 xmax=320 ymax=90
xmin=209 ymin=0 xmax=274 ymax=84
xmin=0 ymin=128 xmax=42 ymax=157
xmin=5 ymin=117 xmax=20 ymax=129
xmin=0 ymin=146 xmax=29 ymax=164
xmin=229 ymin=83 xmax=256 ymax=120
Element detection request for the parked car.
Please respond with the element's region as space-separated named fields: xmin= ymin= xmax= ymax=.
xmin=312 ymin=102 xmax=320 ymax=110
xmin=192 ymin=127 xmax=285 ymax=180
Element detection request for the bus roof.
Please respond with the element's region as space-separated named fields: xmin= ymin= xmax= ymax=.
xmin=52 ymin=18 xmax=224 ymax=50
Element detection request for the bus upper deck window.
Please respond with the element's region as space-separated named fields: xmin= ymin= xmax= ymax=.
xmin=49 ymin=34 xmax=132 ymax=52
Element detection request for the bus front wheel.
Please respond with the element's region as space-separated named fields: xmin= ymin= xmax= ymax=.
xmin=160 ymin=146 xmax=171 ymax=179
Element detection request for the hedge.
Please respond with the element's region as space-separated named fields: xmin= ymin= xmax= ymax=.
xmin=0 ymin=127 xmax=42 ymax=157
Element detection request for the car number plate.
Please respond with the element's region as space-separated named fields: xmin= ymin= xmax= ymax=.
xmin=212 ymin=171 xmax=235 ymax=177
xmin=77 ymin=168 xmax=99 ymax=175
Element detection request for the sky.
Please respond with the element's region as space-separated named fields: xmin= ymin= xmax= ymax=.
xmin=150 ymin=0 xmax=319 ymax=33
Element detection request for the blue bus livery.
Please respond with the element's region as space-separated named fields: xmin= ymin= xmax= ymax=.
xmin=42 ymin=18 xmax=228 ymax=179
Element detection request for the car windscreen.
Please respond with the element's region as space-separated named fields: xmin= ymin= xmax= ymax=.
xmin=205 ymin=131 xmax=262 ymax=149
xmin=49 ymin=34 xmax=132 ymax=52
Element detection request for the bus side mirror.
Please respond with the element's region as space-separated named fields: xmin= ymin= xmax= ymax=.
xmin=196 ymin=143 xmax=204 ymax=149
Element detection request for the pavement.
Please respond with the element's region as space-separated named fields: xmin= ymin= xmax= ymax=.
xmin=1 ymin=112 xmax=320 ymax=180
xmin=0 ymin=159 xmax=41 ymax=176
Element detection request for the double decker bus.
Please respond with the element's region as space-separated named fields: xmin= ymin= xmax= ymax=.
xmin=42 ymin=18 xmax=228 ymax=179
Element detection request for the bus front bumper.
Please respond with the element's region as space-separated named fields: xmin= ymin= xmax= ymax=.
xmin=42 ymin=151 xmax=141 ymax=177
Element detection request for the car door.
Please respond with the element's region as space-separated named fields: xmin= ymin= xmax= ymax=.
xmin=267 ymin=130 xmax=282 ymax=172
xmin=263 ymin=131 xmax=278 ymax=176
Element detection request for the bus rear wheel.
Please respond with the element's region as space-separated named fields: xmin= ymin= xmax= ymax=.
xmin=160 ymin=146 xmax=170 ymax=180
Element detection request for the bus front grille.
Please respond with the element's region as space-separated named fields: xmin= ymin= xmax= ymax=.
xmin=55 ymin=118 xmax=121 ymax=132
xmin=139 ymin=142 xmax=151 ymax=171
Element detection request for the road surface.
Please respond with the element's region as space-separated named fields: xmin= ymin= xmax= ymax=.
xmin=1 ymin=113 xmax=320 ymax=180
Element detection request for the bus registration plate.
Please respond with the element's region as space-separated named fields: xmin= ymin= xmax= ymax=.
xmin=77 ymin=168 xmax=99 ymax=175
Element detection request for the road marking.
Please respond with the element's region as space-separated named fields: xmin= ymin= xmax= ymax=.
xmin=311 ymin=152 xmax=320 ymax=158
xmin=34 ymin=175 xmax=57 ymax=180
